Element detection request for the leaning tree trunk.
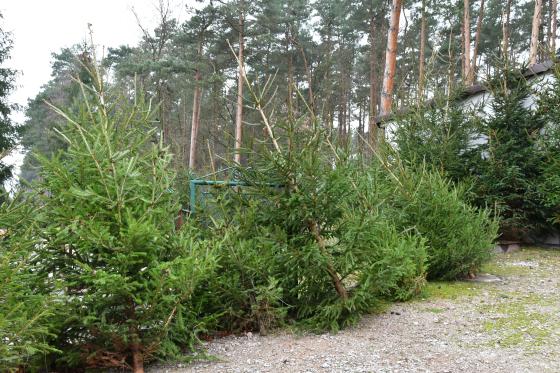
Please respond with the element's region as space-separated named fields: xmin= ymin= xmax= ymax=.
xmin=380 ymin=0 xmax=403 ymax=121
xmin=469 ymin=0 xmax=485 ymax=85
xmin=234 ymin=0 xmax=244 ymax=165
xmin=530 ymin=0 xmax=544 ymax=65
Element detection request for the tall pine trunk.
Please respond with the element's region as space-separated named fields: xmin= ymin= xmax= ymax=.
xmin=418 ymin=0 xmax=427 ymax=98
xmin=463 ymin=0 xmax=471 ymax=82
xmin=286 ymin=28 xmax=294 ymax=120
xmin=369 ymin=12 xmax=379 ymax=149
xmin=189 ymin=44 xmax=203 ymax=170
xmin=551 ymin=0 xmax=558 ymax=52
xmin=530 ymin=0 xmax=544 ymax=64
xmin=188 ymin=70 xmax=202 ymax=170
xmin=502 ymin=0 xmax=512 ymax=60
xmin=234 ymin=1 xmax=244 ymax=165
xmin=469 ymin=0 xmax=485 ymax=85
xmin=380 ymin=0 xmax=403 ymax=120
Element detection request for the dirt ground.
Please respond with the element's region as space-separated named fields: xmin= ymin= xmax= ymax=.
xmin=151 ymin=247 xmax=560 ymax=373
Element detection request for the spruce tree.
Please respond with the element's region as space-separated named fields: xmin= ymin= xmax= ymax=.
xmin=32 ymin=67 xmax=216 ymax=372
xmin=537 ymin=61 xmax=560 ymax=226
xmin=474 ymin=69 xmax=545 ymax=240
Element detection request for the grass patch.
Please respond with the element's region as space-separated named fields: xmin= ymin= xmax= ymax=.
xmin=480 ymin=292 xmax=559 ymax=348
xmin=421 ymin=281 xmax=480 ymax=300
xmin=482 ymin=247 xmax=560 ymax=278
xmin=481 ymin=261 xmax=533 ymax=277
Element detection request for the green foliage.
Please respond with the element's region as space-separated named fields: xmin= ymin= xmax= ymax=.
xmin=0 ymin=195 xmax=59 ymax=371
xmin=537 ymin=61 xmax=560 ymax=226
xmin=198 ymin=125 xmax=429 ymax=332
xmin=25 ymin=72 xmax=216 ymax=369
xmin=393 ymin=66 xmax=558 ymax=241
xmin=473 ymin=70 xmax=546 ymax=239
xmin=392 ymin=94 xmax=480 ymax=183
xmin=386 ymin=162 xmax=498 ymax=280
xmin=0 ymin=12 xmax=20 ymax=184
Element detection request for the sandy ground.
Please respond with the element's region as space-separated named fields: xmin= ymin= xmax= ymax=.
xmin=150 ymin=248 xmax=560 ymax=373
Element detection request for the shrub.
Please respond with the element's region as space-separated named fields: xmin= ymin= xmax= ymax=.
xmin=386 ymin=161 xmax=498 ymax=280
xmin=206 ymin=127 xmax=428 ymax=332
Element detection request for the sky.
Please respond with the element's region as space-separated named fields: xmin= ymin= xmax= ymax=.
xmin=1 ymin=0 xmax=190 ymax=189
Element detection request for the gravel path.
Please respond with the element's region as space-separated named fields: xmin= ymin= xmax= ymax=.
xmin=151 ymin=248 xmax=560 ymax=373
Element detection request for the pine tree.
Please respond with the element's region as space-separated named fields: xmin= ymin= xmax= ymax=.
xmin=530 ymin=0 xmax=544 ymax=64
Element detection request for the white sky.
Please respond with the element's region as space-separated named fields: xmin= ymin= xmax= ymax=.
xmin=1 ymin=0 xmax=191 ymax=189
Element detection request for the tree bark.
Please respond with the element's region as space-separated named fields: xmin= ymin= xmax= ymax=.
xmin=234 ymin=0 xmax=244 ymax=165
xmin=418 ymin=0 xmax=427 ymax=98
xmin=369 ymin=12 xmax=379 ymax=149
xmin=530 ymin=0 xmax=544 ymax=65
xmin=469 ymin=0 xmax=485 ymax=85
xmin=551 ymin=0 xmax=558 ymax=53
xmin=189 ymin=44 xmax=203 ymax=170
xmin=502 ymin=0 xmax=512 ymax=60
xmin=380 ymin=0 xmax=403 ymax=120
xmin=463 ymin=0 xmax=472 ymax=82
xmin=128 ymin=306 xmax=144 ymax=373
xmin=286 ymin=28 xmax=294 ymax=120
xmin=447 ymin=25 xmax=455 ymax=97
xmin=131 ymin=342 xmax=144 ymax=373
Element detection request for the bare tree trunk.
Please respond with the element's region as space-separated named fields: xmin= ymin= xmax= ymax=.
xmin=160 ymin=85 xmax=171 ymax=143
xmin=131 ymin=343 xmax=144 ymax=373
xmin=551 ymin=0 xmax=558 ymax=52
xmin=447 ymin=25 xmax=455 ymax=97
xmin=369 ymin=12 xmax=379 ymax=149
xmin=469 ymin=0 xmax=485 ymax=84
xmin=189 ymin=68 xmax=202 ymax=170
xmin=128 ymin=307 xmax=144 ymax=373
xmin=286 ymin=28 xmax=294 ymax=120
xmin=234 ymin=1 xmax=244 ymax=165
xmin=380 ymin=0 xmax=403 ymax=120
xmin=502 ymin=0 xmax=512 ymax=60
xmin=418 ymin=0 xmax=427 ymax=98
xmin=463 ymin=0 xmax=472 ymax=82
xmin=291 ymin=33 xmax=314 ymax=113
xmin=530 ymin=0 xmax=544 ymax=64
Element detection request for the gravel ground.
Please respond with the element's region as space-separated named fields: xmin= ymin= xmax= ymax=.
xmin=150 ymin=248 xmax=560 ymax=373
